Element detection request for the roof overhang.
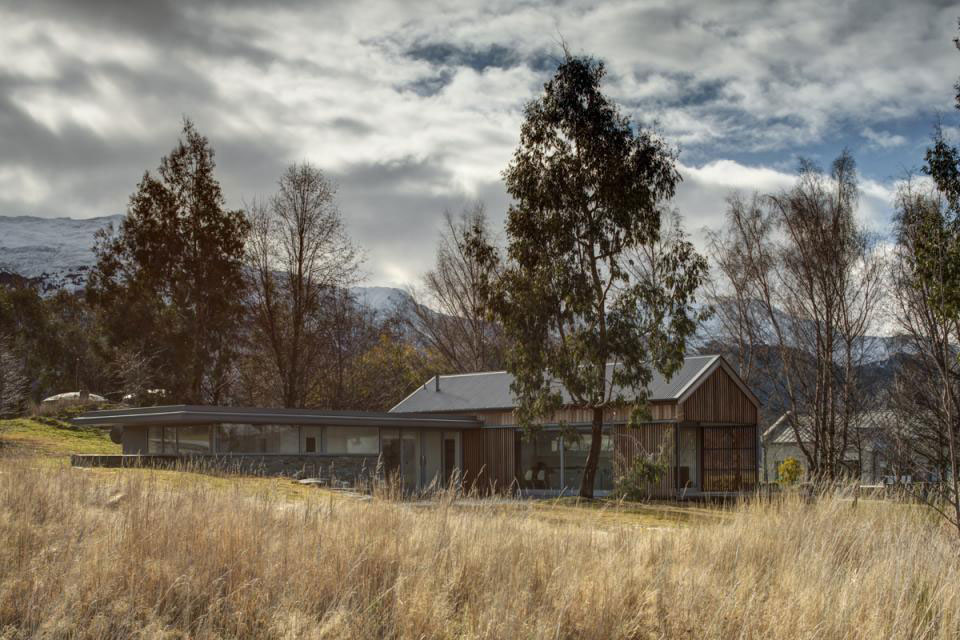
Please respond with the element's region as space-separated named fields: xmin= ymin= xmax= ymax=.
xmin=71 ymin=405 xmax=482 ymax=430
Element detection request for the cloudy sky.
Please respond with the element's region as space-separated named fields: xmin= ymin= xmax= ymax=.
xmin=2 ymin=0 xmax=958 ymax=286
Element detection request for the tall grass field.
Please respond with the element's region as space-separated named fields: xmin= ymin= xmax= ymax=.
xmin=0 ymin=453 xmax=958 ymax=639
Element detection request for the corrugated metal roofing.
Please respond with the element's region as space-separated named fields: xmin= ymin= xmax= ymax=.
xmin=762 ymin=410 xmax=899 ymax=445
xmin=390 ymin=355 xmax=720 ymax=414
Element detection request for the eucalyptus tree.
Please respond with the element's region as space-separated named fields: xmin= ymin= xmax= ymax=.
xmin=473 ymin=53 xmax=709 ymax=498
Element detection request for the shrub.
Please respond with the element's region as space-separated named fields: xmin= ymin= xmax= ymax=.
xmin=614 ymin=450 xmax=668 ymax=501
xmin=778 ymin=457 xmax=803 ymax=485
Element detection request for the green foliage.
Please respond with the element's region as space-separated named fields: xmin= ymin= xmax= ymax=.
xmin=0 ymin=287 xmax=111 ymax=403
xmin=0 ymin=417 xmax=119 ymax=455
xmin=87 ymin=119 xmax=249 ymax=403
xmin=778 ymin=457 xmax=802 ymax=486
xmin=472 ymin=52 xmax=708 ymax=497
xmin=614 ymin=450 xmax=669 ymax=501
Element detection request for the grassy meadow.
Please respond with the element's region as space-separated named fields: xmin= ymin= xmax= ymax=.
xmin=0 ymin=419 xmax=959 ymax=639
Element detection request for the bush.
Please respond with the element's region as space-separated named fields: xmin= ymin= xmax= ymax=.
xmin=778 ymin=457 xmax=803 ymax=486
xmin=614 ymin=451 xmax=668 ymax=501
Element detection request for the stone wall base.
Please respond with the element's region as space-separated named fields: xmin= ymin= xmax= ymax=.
xmin=71 ymin=454 xmax=380 ymax=486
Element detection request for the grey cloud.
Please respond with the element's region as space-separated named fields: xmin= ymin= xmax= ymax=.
xmin=331 ymin=156 xmax=510 ymax=283
xmin=0 ymin=0 xmax=952 ymax=285
xmin=405 ymin=42 xmax=522 ymax=72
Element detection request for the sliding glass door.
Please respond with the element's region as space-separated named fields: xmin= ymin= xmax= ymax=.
xmin=422 ymin=431 xmax=443 ymax=489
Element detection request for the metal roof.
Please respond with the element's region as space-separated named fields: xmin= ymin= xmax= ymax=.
xmin=390 ymin=355 xmax=729 ymax=414
xmin=762 ymin=410 xmax=900 ymax=445
xmin=72 ymin=405 xmax=481 ymax=429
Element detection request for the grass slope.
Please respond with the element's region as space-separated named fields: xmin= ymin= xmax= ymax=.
xmin=0 ymin=457 xmax=956 ymax=639
xmin=0 ymin=417 xmax=120 ymax=456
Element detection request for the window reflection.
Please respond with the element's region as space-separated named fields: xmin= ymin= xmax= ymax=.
xmin=517 ymin=431 xmax=562 ymax=491
xmin=326 ymin=426 xmax=379 ymax=454
xmin=177 ymin=425 xmax=211 ymax=454
xmin=216 ymin=424 xmax=299 ymax=454
xmin=563 ymin=432 xmax=614 ymax=492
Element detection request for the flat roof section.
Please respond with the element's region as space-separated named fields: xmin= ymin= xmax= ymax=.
xmin=72 ymin=405 xmax=482 ymax=430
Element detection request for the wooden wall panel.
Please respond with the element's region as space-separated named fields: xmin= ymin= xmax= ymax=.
xmin=472 ymin=403 xmax=675 ymax=427
xmin=613 ymin=423 xmax=676 ymax=498
xmin=461 ymin=428 xmax=486 ymax=489
xmin=680 ymin=366 xmax=757 ymax=425
xmin=483 ymin=428 xmax=516 ymax=493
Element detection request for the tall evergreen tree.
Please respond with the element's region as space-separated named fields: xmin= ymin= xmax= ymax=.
xmin=88 ymin=119 xmax=249 ymax=403
xmin=474 ymin=53 xmax=708 ymax=498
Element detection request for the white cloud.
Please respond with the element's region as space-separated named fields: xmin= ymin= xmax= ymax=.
xmin=0 ymin=0 xmax=950 ymax=284
xmin=0 ymin=166 xmax=51 ymax=205
xmin=675 ymin=159 xmax=896 ymax=245
xmin=862 ymin=127 xmax=907 ymax=149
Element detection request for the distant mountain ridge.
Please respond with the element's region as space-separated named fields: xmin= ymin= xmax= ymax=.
xmin=0 ymin=214 xmax=123 ymax=293
xmin=0 ymin=215 xmax=906 ymax=421
xmin=0 ymin=214 xmax=413 ymax=314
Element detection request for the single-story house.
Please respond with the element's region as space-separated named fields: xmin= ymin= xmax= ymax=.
xmin=73 ymin=354 xmax=760 ymax=498
xmin=761 ymin=410 xmax=898 ymax=484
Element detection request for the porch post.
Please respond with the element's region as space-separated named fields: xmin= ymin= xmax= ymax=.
xmin=674 ymin=423 xmax=680 ymax=498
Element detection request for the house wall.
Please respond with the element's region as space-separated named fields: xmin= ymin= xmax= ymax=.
xmin=476 ymin=403 xmax=675 ymax=426
xmin=612 ymin=422 xmax=677 ymax=498
xmin=461 ymin=428 xmax=486 ymax=489
xmin=680 ymin=366 xmax=757 ymax=424
xmin=122 ymin=426 xmax=148 ymax=454
xmin=763 ymin=441 xmax=885 ymax=484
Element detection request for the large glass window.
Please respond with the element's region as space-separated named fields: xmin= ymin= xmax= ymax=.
xmin=326 ymin=426 xmax=379 ymax=454
xmin=177 ymin=426 xmax=211 ymax=455
xmin=147 ymin=426 xmax=171 ymax=454
xmin=517 ymin=431 xmax=562 ymax=491
xmin=215 ymin=424 xmax=299 ymax=454
xmin=563 ymin=432 xmax=614 ymax=492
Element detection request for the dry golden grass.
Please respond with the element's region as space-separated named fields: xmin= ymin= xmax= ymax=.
xmin=1 ymin=456 xmax=958 ymax=639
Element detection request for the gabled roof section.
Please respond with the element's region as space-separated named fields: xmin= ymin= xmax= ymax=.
xmin=762 ymin=410 xmax=900 ymax=445
xmin=390 ymin=355 xmax=735 ymax=414
xmin=72 ymin=405 xmax=481 ymax=429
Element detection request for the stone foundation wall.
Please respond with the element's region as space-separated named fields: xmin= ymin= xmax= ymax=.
xmin=71 ymin=454 xmax=381 ymax=486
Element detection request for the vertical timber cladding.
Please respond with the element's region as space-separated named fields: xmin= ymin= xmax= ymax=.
xmin=680 ymin=365 xmax=758 ymax=424
xmin=461 ymin=428 xmax=486 ymax=489
xmin=612 ymin=423 xmax=676 ymax=498
xmin=701 ymin=426 xmax=758 ymax=492
xmin=483 ymin=428 xmax=517 ymax=492
xmin=461 ymin=416 xmax=517 ymax=493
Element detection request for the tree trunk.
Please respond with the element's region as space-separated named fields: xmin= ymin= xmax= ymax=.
xmin=578 ymin=407 xmax=604 ymax=498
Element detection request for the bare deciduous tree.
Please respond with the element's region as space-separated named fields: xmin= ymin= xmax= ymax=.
xmin=405 ymin=203 xmax=505 ymax=373
xmin=888 ymin=176 xmax=960 ymax=533
xmin=704 ymin=194 xmax=768 ymax=390
xmin=111 ymin=348 xmax=156 ymax=406
xmin=247 ymin=163 xmax=361 ymax=408
xmin=711 ymin=152 xmax=885 ymax=480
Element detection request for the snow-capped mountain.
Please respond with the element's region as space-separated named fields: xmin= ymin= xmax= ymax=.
xmin=0 ymin=215 xmax=413 ymax=315
xmin=0 ymin=214 xmax=123 ymax=293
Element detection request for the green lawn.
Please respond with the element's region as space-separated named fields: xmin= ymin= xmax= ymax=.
xmin=0 ymin=417 xmax=120 ymax=456
xmin=0 ymin=416 xmax=724 ymax=529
